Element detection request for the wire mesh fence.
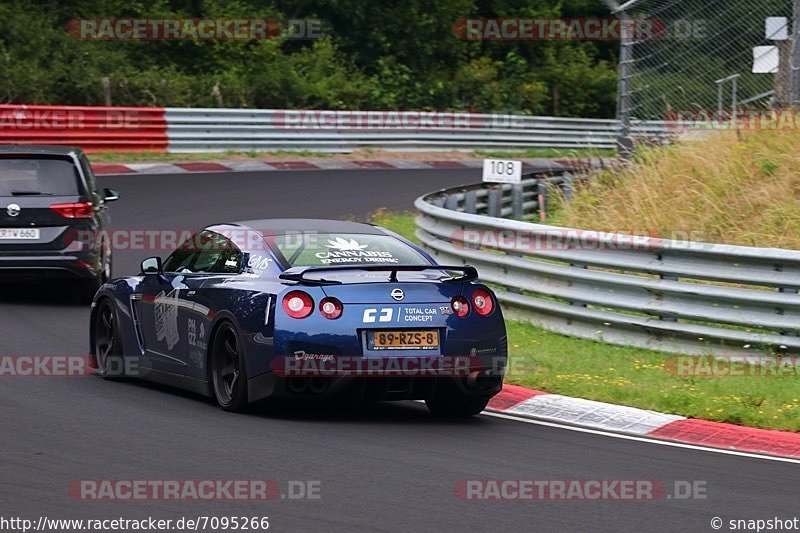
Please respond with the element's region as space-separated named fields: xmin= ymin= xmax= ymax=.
xmin=606 ymin=0 xmax=798 ymax=150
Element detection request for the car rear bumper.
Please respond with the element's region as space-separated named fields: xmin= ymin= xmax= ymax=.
xmin=247 ymin=371 xmax=504 ymax=403
xmin=0 ymin=250 xmax=101 ymax=280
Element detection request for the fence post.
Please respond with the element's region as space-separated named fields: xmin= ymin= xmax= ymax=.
xmin=791 ymin=0 xmax=800 ymax=107
xmin=615 ymin=8 xmax=634 ymax=159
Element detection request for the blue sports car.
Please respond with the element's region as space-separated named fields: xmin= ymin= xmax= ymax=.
xmin=90 ymin=219 xmax=507 ymax=417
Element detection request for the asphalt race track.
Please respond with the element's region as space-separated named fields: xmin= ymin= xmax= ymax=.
xmin=1 ymin=168 xmax=798 ymax=533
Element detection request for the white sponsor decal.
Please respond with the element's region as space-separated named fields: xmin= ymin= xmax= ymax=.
xmin=293 ymin=350 xmax=334 ymax=362
xmin=363 ymin=308 xmax=393 ymax=323
xmin=325 ymin=237 xmax=367 ymax=251
xmin=315 ymin=237 xmax=398 ymax=264
xmin=187 ymin=318 xmax=207 ymax=350
xmin=402 ymin=307 xmax=438 ymax=322
xmin=247 ymin=254 xmax=272 ymax=271
xmin=154 ymin=289 xmax=180 ymax=350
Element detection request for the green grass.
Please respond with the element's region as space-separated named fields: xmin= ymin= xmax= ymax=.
xmin=369 ymin=208 xmax=418 ymax=241
xmin=370 ymin=211 xmax=800 ymax=432
xmin=475 ymin=147 xmax=616 ymax=159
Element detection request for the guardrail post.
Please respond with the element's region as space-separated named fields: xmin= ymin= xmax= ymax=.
xmin=464 ymin=191 xmax=477 ymax=214
xmin=445 ymin=194 xmax=459 ymax=212
xmin=511 ymin=184 xmax=524 ymax=218
xmin=487 ymin=187 xmax=501 ymax=218
xmin=536 ymin=179 xmax=548 ymax=221
xmin=560 ymin=173 xmax=574 ymax=201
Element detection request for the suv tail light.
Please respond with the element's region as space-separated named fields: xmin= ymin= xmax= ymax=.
xmin=451 ymin=295 xmax=470 ymax=318
xmin=282 ymin=291 xmax=314 ymax=319
xmin=50 ymin=202 xmax=94 ymax=219
xmin=472 ymin=289 xmax=494 ymax=316
xmin=319 ymin=297 xmax=343 ymax=320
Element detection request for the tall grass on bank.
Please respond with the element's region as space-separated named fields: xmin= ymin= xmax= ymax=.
xmin=553 ymin=130 xmax=800 ymax=249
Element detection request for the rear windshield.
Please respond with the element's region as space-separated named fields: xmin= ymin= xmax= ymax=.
xmin=270 ymin=233 xmax=428 ymax=267
xmin=0 ymin=158 xmax=81 ymax=196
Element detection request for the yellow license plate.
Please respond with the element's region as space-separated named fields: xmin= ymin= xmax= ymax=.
xmin=371 ymin=330 xmax=439 ymax=350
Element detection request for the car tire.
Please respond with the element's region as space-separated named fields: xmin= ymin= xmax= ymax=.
xmin=210 ymin=322 xmax=249 ymax=412
xmin=93 ymin=299 xmax=125 ymax=379
xmin=425 ymin=390 xmax=490 ymax=418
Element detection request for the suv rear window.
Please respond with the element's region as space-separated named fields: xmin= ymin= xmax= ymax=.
xmin=0 ymin=158 xmax=81 ymax=196
xmin=270 ymin=233 xmax=428 ymax=267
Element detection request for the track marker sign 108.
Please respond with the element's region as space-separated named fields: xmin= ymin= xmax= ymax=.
xmin=482 ymin=159 xmax=522 ymax=184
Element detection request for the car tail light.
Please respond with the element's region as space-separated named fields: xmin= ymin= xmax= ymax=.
xmin=319 ymin=297 xmax=343 ymax=319
xmin=451 ymin=295 xmax=470 ymax=318
xmin=282 ymin=291 xmax=314 ymax=319
xmin=472 ymin=289 xmax=494 ymax=316
xmin=50 ymin=202 xmax=94 ymax=219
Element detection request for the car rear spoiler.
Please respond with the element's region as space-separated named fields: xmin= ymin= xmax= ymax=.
xmin=279 ymin=264 xmax=479 ymax=286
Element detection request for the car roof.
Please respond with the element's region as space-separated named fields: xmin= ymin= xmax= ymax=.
xmin=232 ymin=218 xmax=387 ymax=236
xmin=0 ymin=145 xmax=82 ymax=157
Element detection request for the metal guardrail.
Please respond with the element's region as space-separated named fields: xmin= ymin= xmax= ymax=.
xmin=0 ymin=104 xmax=668 ymax=153
xmin=415 ymin=175 xmax=800 ymax=355
xmin=0 ymin=104 xmax=168 ymax=151
xmin=164 ymin=108 xmax=667 ymax=152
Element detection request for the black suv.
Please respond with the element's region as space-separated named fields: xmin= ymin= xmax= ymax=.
xmin=0 ymin=145 xmax=119 ymax=302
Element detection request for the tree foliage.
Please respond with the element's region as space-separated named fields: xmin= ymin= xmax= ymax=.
xmin=0 ymin=0 xmax=619 ymax=117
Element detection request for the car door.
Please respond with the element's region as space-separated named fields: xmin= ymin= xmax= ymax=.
xmin=133 ymin=230 xmax=243 ymax=377
xmin=133 ymin=250 xmax=191 ymax=376
xmin=181 ymin=232 xmax=244 ymax=381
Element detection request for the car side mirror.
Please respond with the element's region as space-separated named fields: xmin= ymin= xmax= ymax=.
xmin=103 ymin=188 xmax=120 ymax=202
xmin=141 ymin=256 xmax=163 ymax=275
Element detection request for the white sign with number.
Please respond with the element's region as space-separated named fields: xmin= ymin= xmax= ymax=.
xmin=482 ymin=159 xmax=522 ymax=184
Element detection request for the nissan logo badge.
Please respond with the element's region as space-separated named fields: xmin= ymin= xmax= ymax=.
xmin=390 ymin=288 xmax=404 ymax=301
xmin=6 ymin=204 xmax=20 ymax=217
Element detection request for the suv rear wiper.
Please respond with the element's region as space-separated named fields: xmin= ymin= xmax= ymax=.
xmin=10 ymin=190 xmax=52 ymax=196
